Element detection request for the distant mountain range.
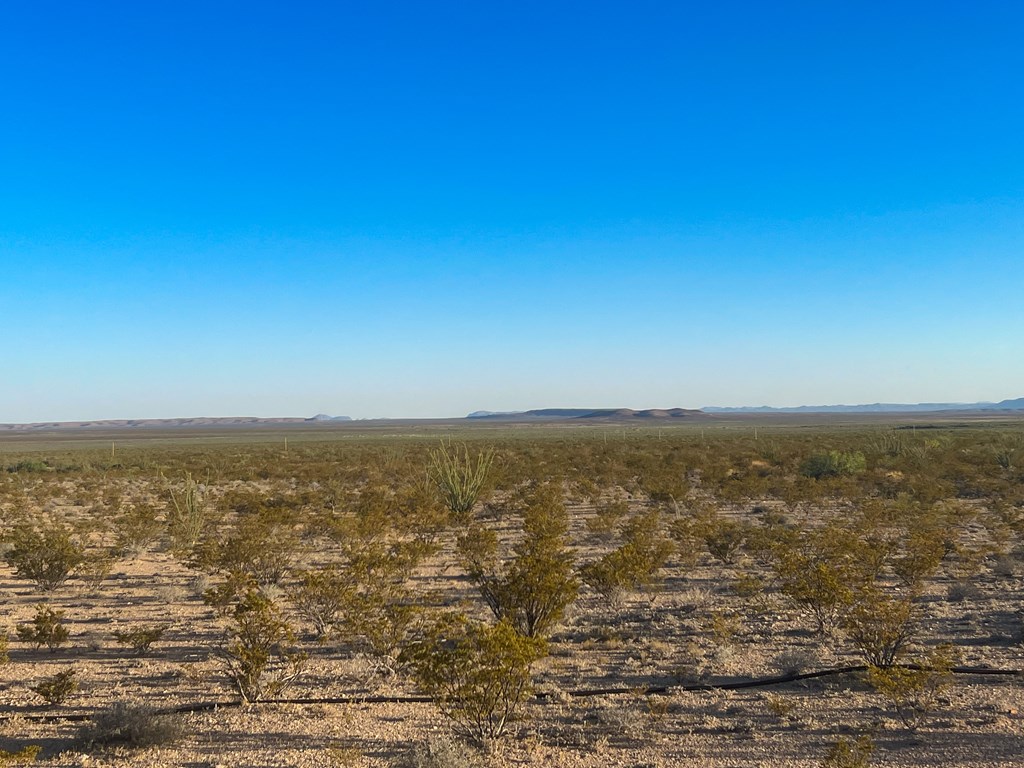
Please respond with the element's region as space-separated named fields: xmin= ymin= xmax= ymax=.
xmin=703 ymin=397 xmax=1024 ymax=413
xmin=466 ymin=407 xmax=706 ymax=420
xmin=0 ymin=415 xmax=353 ymax=431
xmin=2 ymin=399 xmax=1022 ymax=431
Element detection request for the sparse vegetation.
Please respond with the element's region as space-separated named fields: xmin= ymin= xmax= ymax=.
xmin=867 ymin=644 xmax=959 ymax=730
xmin=0 ymin=422 xmax=1020 ymax=764
xmin=0 ymin=746 xmax=42 ymax=766
xmin=821 ymin=734 xmax=874 ymax=768
xmin=580 ymin=510 xmax=674 ymax=600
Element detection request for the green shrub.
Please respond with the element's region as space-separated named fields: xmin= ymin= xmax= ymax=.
xmin=586 ymin=499 xmax=629 ymax=537
xmin=167 ymin=472 xmax=207 ymax=553
xmin=219 ymin=589 xmax=306 ymax=703
xmin=581 ymin=511 xmax=674 ymax=600
xmin=30 ymin=668 xmax=78 ymax=706
xmin=113 ymin=625 xmax=167 ymax=656
xmin=113 ymin=503 xmax=163 ymax=557
xmin=5 ymin=459 xmax=51 ymax=473
xmin=458 ymin=484 xmax=578 ymax=639
xmin=844 ymin=589 xmax=916 ymax=667
xmin=821 ymin=734 xmax=873 ymax=768
xmin=76 ymin=549 xmax=116 ymax=594
xmin=195 ymin=511 xmax=301 ymax=586
xmin=700 ymin=515 xmax=748 ymax=565
xmin=892 ymin=528 xmax=946 ymax=590
xmin=288 ymin=567 xmax=352 ymax=640
xmin=801 ymin=451 xmax=867 ymax=479
xmin=775 ymin=551 xmax=853 ymax=635
xmin=5 ymin=522 xmax=86 ymax=592
xmin=16 ymin=604 xmax=70 ymax=651
xmin=402 ymin=615 xmax=545 ymax=748
xmin=203 ymin=570 xmax=257 ymax=616
xmin=0 ymin=746 xmax=42 ymax=766
xmin=867 ymin=644 xmax=958 ymax=730
xmin=336 ymin=540 xmax=423 ymax=660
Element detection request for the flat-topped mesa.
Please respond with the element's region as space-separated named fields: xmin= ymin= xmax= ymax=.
xmin=465 ymin=407 xmax=707 ymax=421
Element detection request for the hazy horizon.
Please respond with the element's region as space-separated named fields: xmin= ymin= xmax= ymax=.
xmin=3 ymin=3 xmax=1022 ymax=424
xmin=3 ymin=392 xmax=1023 ymax=425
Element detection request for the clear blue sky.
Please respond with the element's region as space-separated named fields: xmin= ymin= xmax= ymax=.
xmin=2 ymin=2 xmax=1022 ymax=421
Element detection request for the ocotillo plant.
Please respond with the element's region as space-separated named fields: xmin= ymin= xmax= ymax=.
xmin=429 ymin=443 xmax=494 ymax=523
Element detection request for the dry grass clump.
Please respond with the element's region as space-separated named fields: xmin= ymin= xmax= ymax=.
xmin=0 ymin=746 xmax=42 ymax=766
xmin=75 ymin=701 xmax=184 ymax=750
xmin=399 ymin=733 xmax=481 ymax=768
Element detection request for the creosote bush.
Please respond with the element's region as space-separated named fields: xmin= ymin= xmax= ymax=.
xmin=402 ymin=614 xmax=545 ymax=748
xmin=113 ymin=625 xmax=167 ymax=656
xmin=30 ymin=668 xmax=78 ymax=706
xmin=772 ymin=525 xmax=861 ymax=635
xmin=801 ymin=451 xmax=867 ymax=479
xmin=581 ymin=511 xmax=674 ymax=600
xmin=113 ymin=503 xmax=163 ymax=557
xmin=5 ymin=522 xmax=86 ymax=592
xmin=220 ymin=588 xmax=306 ymax=703
xmin=867 ymin=644 xmax=959 ymax=730
xmin=698 ymin=513 xmax=748 ymax=565
xmin=0 ymin=746 xmax=42 ymax=766
xmin=843 ymin=589 xmax=917 ymax=667
xmin=289 ymin=566 xmax=350 ymax=640
xmin=194 ymin=510 xmax=301 ymax=587
xmin=821 ymin=734 xmax=874 ymax=768
xmin=16 ymin=604 xmax=70 ymax=651
xmin=457 ymin=484 xmax=578 ymax=639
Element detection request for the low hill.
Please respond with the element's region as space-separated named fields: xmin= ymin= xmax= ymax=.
xmin=0 ymin=415 xmax=352 ymax=431
xmin=466 ymin=407 xmax=706 ymax=421
xmin=704 ymin=397 xmax=1024 ymax=414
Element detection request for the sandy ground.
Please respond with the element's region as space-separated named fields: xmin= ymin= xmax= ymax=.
xmin=0 ymin=477 xmax=1021 ymax=767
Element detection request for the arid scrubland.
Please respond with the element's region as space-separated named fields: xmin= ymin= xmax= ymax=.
xmin=0 ymin=423 xmax=1021 ymax=767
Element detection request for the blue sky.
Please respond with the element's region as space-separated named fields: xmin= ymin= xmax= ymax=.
xmin=2 ymin=2 xmax=1022 ymax=420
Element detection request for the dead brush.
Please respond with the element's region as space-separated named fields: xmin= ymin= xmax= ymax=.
xmin=76 ymin=701 xmax=184 ymax=751
xmin=0 ymin=746 xmax=42 ymax=766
